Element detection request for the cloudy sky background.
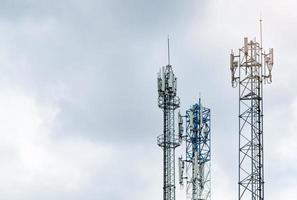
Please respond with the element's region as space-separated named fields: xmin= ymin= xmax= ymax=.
xmin=0 ymin=0 xmax=296 ymax=199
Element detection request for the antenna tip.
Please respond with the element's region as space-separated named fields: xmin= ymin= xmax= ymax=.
xmin=167 ymin=36 xmax=171 ymax=65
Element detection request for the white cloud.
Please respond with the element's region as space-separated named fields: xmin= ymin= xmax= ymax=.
xmin=0 ymin=85 xmax=117 ymax=199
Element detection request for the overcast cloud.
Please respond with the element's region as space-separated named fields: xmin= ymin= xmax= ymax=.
xmin=0 ymin=0 xmax=296 ymax=199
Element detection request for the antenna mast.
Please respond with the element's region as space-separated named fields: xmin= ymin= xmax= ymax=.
xmin=157 ymin=39 xmax=180 ymax=200
xmin=178 ymin=97 xmax=211 ymax=200
xmin=229 ymin=23 xmax=274 ymax=200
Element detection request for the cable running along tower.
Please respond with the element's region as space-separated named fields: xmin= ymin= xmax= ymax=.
xmin=157 ymin=39 xmax=181 ymax=200
xmin=178 ymin=98 xmax=211 ymax=200
xmin=229 ymin=21 xmax=274 ymax=200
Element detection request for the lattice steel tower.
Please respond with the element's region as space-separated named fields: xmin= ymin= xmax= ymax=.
xmin=178 ymin=98 xmax=211 ymax=200
xmin=157 ymin=39 xmax=181 ymax=200
xmin=229 ymin=23 xmax=274 ymax=200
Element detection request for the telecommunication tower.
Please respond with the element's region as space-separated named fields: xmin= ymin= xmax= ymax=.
xmin=157 ymin=38 xmax=181 ymax=200
xmin=229 ymin=20 xmax=274 ymax=200
xmin=178 ymin=98 xmax=211 ymax=200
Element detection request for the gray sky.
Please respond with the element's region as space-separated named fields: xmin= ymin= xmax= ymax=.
xmin=0 ymin=0 xmax=296 ymax=199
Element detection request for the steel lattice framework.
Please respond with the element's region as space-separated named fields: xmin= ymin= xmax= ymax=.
xmin=157 ymin=60 xmax=180 ymax=200
xmin=230 ymin=36 xmax=273 ymax=200
xmin=178 ymin=98 xmax=211 ymax=200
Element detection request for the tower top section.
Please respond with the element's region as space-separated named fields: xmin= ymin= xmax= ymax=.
xmin=230 ymin=37 xmax=274 ymax=87
xmin=230 ymin=19 xmax=274 ymax=87
xmin=157 ymin=66 xmax=178 ymax=97
xmin=157 ymin=39 xmax=179 ymax=110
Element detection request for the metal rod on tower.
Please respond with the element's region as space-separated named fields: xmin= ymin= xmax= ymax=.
xmin=260 ymin=15 xmax=263 ymax=49
xmin=168 ymin=36 xmax=171 ymax=66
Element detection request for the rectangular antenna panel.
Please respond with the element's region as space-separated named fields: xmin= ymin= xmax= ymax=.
xmin=189 ymin=111 xmax=194 ymax=127
xmin=168 ymin=71 xmax=173 ymax=88
xmin=244 ymin=37 xmax=248 ymax=54
xmin=230 ymin=53 xmax=234 ymax=70
xmin=178 ymin=157 xmax=184 ymax=185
